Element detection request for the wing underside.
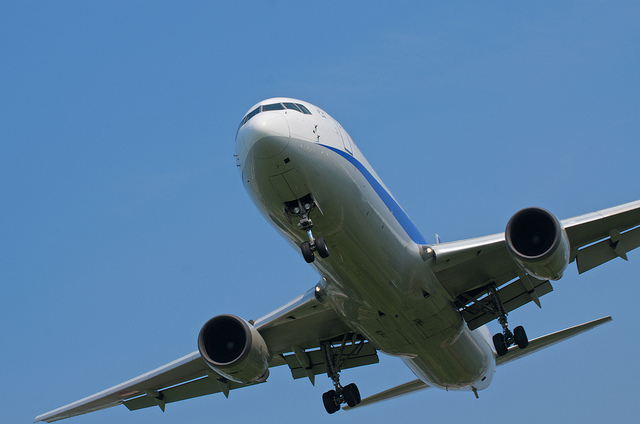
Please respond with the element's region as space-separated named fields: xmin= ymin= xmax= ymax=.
xmin=429 ymin=200 xmax=640 ymax=329
xmin=35 ymin=287 xmax=376 ymax=422
xmin=345 ymin=316 xmax=612 ymax=409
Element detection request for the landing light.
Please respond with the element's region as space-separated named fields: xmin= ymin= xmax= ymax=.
xmin=314 ymin=282 xmax=327 ymax=301
xmin=420 ymin=246 xmax=435 ymax=261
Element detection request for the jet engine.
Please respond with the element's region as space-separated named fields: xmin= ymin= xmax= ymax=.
xmin=197 ymin=314 xmax=271 ymax=384
xmin=505 ymin=207 xmax=570 ymax=281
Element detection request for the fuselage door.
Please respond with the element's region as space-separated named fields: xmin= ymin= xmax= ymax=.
xmin=336 ymin=124 xmax=353 ymax=155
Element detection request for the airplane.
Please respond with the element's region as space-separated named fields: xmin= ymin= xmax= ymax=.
xmin=35 ymin=97 xmax=640 ymax=422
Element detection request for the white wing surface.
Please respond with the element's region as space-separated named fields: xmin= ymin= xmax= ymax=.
xmin=428 ymin=200 xmax=640 ymax=329
xmin=35 ymin=287 xmax=369 ymax=422
xmin=345 ymin=316 xmax=612 ymax=409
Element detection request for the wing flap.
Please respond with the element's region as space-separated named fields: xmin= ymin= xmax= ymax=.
xmin=460 ymin=278 xmax=554 ymax=330
xmin=576 ymin=225 xmax=640 ymax=273
xmin=124 ymin=375 xmax=259 ymax=411
xmin=563 ymin=200 xmax=640 ymax=251
xmin=34 ymin=351 xmax=208 ymax=423
xmin=284 ymin=339 xmax=378 ymax=381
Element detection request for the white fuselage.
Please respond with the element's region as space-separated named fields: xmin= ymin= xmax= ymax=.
xmin=235 ymin=98 xmax=496 ymax=391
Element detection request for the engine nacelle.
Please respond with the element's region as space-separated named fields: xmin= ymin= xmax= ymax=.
xmin=505 ymin=207 xmax=570 ymax=281
xmin=197 ymin=314 xmax=271 ymax=384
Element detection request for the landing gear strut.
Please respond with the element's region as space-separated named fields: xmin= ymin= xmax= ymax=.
xmin=489 ymin=285 xmax=529 ymax=356
xmin=285 ymin=194 xmax=329 ymax=263
xmin=320 ymin=340 xmax=361 ymax=413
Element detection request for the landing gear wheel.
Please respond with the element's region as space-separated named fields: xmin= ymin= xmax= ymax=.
xmin=322 ymin=390 xmax=340 ymax=414
xmin=343 ymin=383 xmax=361 ymax=407
xmin=513 ymin=325 xmax=528 ymax=349
xmin=301 ymin=241 xmax=315 ymax=263
xmin=315 ymin=236 xmax=329 ymax=258
xmin=493 ymin=333 xmax=508 ymax=356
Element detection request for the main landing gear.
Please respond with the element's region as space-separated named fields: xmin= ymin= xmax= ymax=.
xmin=323 ymin=383 xmax=361 ymax=414
xmin=489 ymin=285 xmax=529 ymax=357
xmin=285 ymin=194 xmax=329 ymax=263
xmin=320 ymin=341 xmax=361 ymax=414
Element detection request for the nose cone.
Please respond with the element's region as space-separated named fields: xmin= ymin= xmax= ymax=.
xmin=240 ymin=112 xmax=290 ymax=159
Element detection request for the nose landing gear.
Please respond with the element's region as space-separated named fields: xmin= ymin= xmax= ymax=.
xmin=300 ymin=236 xmax=329 ymax=264
xmin=285 ymin=194 xmax=329 ymax=263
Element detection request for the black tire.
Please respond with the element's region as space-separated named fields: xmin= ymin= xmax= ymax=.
xmin=343 ymin=383 xmax=361 ymax=407
xmin=315 ymin=236 xmax=329 ymax=258
xmin=493 ymin=333 xmax=508 ymax=356
xmin=301 ymin=241 xmax=315 ymax=263
xmin=322 ymin=390 xmax=339 ymax=414
xmin=514 ymin=325 xmax=529 ymax=349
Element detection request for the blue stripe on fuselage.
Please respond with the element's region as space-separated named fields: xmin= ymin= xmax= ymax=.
xmin=320 ymin=144 xmax=427 ymax=245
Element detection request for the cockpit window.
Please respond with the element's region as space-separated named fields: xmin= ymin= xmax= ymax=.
xmin=283 ymin=102 xmax=301 ymax=112
xmin=296 ymin=104 xmax=311 ymax=114
xmin=246 ymin=107 xmax=260 ymax=121
xmin=262 ymin=103 xmax=285 ymax=111
xmin=237 ymin=102 xmax=312 ymax=133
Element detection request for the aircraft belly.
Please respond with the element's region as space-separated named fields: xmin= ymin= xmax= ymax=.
xmin=244 ymin=138 xmax=493 ymax=391
xmin=401 ymin=326 xmax=495 ymax=390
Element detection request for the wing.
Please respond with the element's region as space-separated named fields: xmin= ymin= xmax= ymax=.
xmin=35 ymin=287 xmax=378 ymax=422
xmin=427 ymin=200 xmax=640 ymax=330
xmin=345 ymin=316 xmax=612 ymax=409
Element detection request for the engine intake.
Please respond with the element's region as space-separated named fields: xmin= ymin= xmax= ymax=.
xmin=197 ymin=314 xmax=270 ymax=384
xmin=505 ymin=207 xmax=570 ymax=281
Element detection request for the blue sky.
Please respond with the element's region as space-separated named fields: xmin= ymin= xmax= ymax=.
xmin=2 ymin=2 xmax=639 ymax=423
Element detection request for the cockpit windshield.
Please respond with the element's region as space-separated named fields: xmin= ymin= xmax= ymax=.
xmin=237 ymin=102 xmax=311 ymax=133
